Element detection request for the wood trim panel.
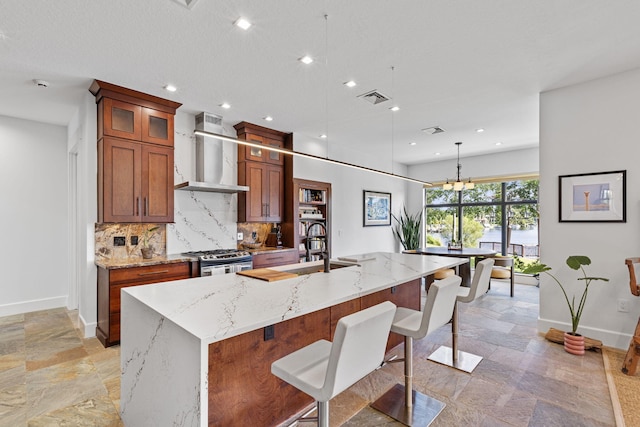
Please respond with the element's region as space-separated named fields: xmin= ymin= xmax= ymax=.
xmin=208 ymin=309 xmax=330 ymax=426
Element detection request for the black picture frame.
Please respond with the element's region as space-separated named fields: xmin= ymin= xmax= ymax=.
xmin=363 ymin=190 xmax=392 ymax=226
xmin=559 ymin=170 xmax=626 ymax=222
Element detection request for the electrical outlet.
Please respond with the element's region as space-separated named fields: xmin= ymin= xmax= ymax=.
xmin=237 ymin=232 xmax=243 ymax=241
xmin=618 ymin=299 xmax=630 ymax=312
xmin=131 ymin=236 xmax=139 ymax=245
xmin=252 ymin=231 xmax=257 ymax=240
xmin=114 ymin=236 xmax=126 ymax=247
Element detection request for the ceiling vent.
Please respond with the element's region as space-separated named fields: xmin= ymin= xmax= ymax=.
xmin=357 ymin=90 xmax=390 ymax=105
xmin=422 ymin=126 xmax=445 ymax=135
xmin=172 ymin=0 xmax=199 ymax=9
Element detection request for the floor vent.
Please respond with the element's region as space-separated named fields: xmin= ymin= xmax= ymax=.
xmin=358 ymin=90 xmax=390 ymax=105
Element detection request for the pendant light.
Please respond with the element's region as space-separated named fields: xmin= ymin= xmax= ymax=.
xmin=443 ymin=142 xmax=475 ymax=191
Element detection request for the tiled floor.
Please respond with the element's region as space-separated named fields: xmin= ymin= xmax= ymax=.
xmin=0 ymin=280 xmax=615 ymax=426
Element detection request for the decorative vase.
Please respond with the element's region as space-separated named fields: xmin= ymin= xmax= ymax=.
xmin=563 ymin=332 xmax=585 ymax=355
xmin=141 ymin=247 xmax=154 ymax=259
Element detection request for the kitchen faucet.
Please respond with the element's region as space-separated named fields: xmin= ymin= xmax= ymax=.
xmin=305 ymin=222 xmax=330 ymax=273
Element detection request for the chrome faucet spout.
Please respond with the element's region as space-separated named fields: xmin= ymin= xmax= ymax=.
xmin=305 ymin=221 xmax=330 ymax=272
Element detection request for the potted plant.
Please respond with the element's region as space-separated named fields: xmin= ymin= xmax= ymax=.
xmin=522 ymin=255 xmax=608 ymax=355
xmin=392 ymin=206 xmax=422 ymax=251
xmin=141 ymin=226 xmax=159 ymax=259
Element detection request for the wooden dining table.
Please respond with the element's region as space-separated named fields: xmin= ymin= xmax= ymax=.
xmin=405 ymin=246 xmax=497 ymax=287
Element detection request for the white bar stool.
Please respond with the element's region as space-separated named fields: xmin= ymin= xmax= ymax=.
xmin=271 ymin=301 xmax=396 ymax=427
xmin=371 ymin=275 xmax=462 ymax=426
xmin=428 ymin=258 xmax=494 ymax=373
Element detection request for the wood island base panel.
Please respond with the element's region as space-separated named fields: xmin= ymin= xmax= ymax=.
xmin=120 ymin=252 xmax=466 ymax=426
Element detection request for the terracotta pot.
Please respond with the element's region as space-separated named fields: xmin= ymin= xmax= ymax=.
xmin=564 ymin=332 xmax=585 ymax=355
xmin=141 ymin=247 xmax=154 ymax=259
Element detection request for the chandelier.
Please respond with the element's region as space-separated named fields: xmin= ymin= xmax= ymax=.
xmin=443 ymin=142 xmax=475 ymax=191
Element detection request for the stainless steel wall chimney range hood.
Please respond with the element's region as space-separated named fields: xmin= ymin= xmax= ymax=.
xmin=175 ymin=112 xmax=249 ymax=193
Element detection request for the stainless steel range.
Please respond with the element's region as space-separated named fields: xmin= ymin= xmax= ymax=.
xmin=183 ymin=249 xmax=252 ymax=277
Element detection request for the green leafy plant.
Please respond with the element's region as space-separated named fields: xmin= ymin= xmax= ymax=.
xmin=143 ymin=226 xmax=159 ymax=248
xmin=522 ymin=255 xmax=609 ymax=335
xmin=392 ymin=206 xmax=422 ymax=250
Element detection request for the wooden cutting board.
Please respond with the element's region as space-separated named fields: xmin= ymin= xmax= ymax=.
xmin=236 ymin=268 xmax=298 ymax=282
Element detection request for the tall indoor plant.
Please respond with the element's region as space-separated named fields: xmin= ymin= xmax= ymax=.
xmin=392 ymin=206 xmax=422 ymax=251
xmin=522 ymin=255 xmax=608 ymax=354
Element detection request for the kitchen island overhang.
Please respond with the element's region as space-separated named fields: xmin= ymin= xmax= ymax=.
xmin=120 ymin=252 xmax=467 ymax=426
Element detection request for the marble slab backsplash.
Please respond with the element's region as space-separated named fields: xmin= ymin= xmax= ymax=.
xmin=95 ymin=223 xmax=166 ymax=261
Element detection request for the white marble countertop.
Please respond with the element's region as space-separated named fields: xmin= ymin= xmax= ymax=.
xmin=122 ymin=252 xmax=466 ymax=345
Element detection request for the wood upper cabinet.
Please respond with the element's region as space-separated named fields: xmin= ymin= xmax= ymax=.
xmin=91 ymin=80 xmax=181 ymax=223
xmin=234 ymin=122 xmax=287 ymax=165
xmin=238 ymin=161 xmax=283 ymax=222
xmin=99 ymin=138 xmax=174 ymax=223
xmin=235 ymin=122 xmax=290 ymax=223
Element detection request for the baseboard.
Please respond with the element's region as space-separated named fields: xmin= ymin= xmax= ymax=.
xmin=78 ymin=313 xmax=96 ymax=339
xmin=0 ymin=296 xmax=68 ymax=318
xmin=538 ymin=318 xmax=631 ymax=350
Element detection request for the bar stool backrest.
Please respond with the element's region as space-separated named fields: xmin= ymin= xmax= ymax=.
xmin=322 ymin=301 xmax=396 ymax=401
xmin=458 ymin=258 xmax=495 ymax=304
xmin=422 ymin=275 xmax=463 ymax=337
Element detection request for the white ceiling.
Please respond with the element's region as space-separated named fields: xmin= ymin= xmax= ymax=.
xmin=2 ymin=1 xmax=640 ymax=165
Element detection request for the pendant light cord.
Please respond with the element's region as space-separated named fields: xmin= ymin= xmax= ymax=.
xmin=324 ymin=13 xmax=329 ymax=159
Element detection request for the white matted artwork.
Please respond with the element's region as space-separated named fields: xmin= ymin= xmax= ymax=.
xmin=559 ymin=170 xmax=626 ymax=222
xmin=363 ymin=190 xmax=391 ymax=226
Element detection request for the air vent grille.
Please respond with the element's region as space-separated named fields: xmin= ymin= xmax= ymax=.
xmin=422 ymin=126 xmax=445 ymax=135
xmin=357 ymin=90 xmax=390 ymax=105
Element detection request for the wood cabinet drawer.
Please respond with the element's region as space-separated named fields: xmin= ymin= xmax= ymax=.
xmin=252 ymin=249 xmax=299 ymax=269
xmin=109 ymin=262 xmax=190 ymax=285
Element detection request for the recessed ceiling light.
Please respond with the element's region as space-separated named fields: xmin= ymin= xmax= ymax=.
xmin=220 ymin=103 xmax=231 ymax=109
xmin=495 ymin=142 xmax=502 ymax=146
xmin=164 ymin=84 xmax=177 ymax=92
xmin=435 ymin=152 xmax=441 ymax=156
xmin=319 ymin=134 xmax=327 ymax=139
xmin=389 ymin=106 xmax=400 ymax=112
xmin=476 ymin=128 xmax=485 ymax=133
xmin=299 ymin=56 xmax=313 ymax=65
xmin=344 ymin=80 xmax=356 ymax=88
xmin=263 ymin=116 xmax=273 ymax=122
xmin=234 ymin=17 xmax=251 ymax=30
xmin=409 ymin=142 xmax=417 ymax=146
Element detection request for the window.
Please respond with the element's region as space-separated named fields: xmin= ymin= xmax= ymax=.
xmin=425 ymin=179 xmax=539 ymax=267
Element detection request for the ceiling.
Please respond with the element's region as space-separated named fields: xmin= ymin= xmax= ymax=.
xmin=2 ymin=1 xmax=640 ymax=165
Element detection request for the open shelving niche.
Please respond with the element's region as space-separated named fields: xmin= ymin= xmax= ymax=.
xmin=283 ymin=178 xmax=331 ymax=263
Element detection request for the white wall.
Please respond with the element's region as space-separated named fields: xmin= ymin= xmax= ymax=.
xmin=0 ymin=115 xmax=68 ymax=316
xmin=539 ymin=68 xmax=640 ymax=349
xmin=293 ymin=134 xmax=409 ymax=256
xmin=67 ymin=93 xmax=98 ymax=337
xmin=408 ymin=147 xmax=540 ymax=184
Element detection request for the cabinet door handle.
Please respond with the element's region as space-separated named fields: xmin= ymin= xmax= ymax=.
xmin=136 ymin=197 xmax=140 ymax=216
xmin=145 ymin=197 xmax=148 ymax=216
xmin=138 ymin=270 xmax=169 ymax=276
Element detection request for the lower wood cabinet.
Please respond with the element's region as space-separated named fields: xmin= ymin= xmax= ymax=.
xmin=97 ymin=262 xmax=192 ymax=347
xmin=251 ymin=249 xmax=299 ymax=269
xmin=206 ymin=278 xmax=421 ymax=425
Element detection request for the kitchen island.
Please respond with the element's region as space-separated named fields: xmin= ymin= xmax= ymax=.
xmin=120 ymin=252 xmax=466 ymax=426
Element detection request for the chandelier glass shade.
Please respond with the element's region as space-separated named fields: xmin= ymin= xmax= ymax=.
xmin=443 ymin=142 xmax=474 ymax=191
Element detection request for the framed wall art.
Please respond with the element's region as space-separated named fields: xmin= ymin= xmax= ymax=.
xmin=559 ymin=170 xmax=626 ymax=222
xmin=363 ymin=190 xmax=391 ymax=226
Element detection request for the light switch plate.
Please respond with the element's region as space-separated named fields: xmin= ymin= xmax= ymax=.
xmin=237 ymin=232 xmax=243 ymax=240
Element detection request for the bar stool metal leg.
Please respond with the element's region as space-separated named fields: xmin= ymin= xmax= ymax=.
xmin=428 ymin=301 xmax=483 ymax=373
